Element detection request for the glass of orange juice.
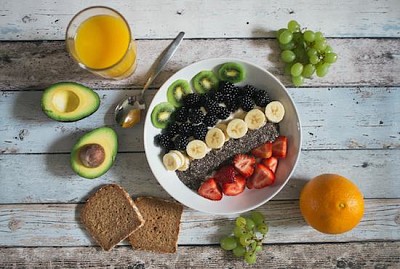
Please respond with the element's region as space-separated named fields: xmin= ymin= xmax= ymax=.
xmin=66 ymin=6 xmax=137 ymax=79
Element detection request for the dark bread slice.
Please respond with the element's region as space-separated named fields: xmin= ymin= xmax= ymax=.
xmin=129 ymin=197 xmax=183 ymax=253
xmin=80 ymin=184 xmax=144 ymax=251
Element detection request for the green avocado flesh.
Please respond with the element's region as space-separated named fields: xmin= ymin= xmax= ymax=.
xmin=41 ymin=82 xmax=100 ymax=122
xmin=71 ymin=127 xmax=118 ymax=179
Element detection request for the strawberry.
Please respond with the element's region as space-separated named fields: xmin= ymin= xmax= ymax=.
xmin=262 ymin=157 xmax=279 ymax=173
xmin=222 ymin=175 xmax=246 ymax=196
xmin=233 ymin=154 xmax=256 ymax=178
xmin=247 ymin=164 xmax=275 ymax=189
xmin=251 ymin=142 xmax=272 ymax=159
xmin=198 ymin=178 xmax=223 ymax=201
xmin=214 ymin=165 xmax=236 ymax=184
xmin=272 ymin=136 xmax=288 ymax=158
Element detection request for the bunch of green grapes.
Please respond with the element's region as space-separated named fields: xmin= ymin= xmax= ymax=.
xmin=277 ymin=20 xmax=338 ymax=86
xmin=219 ymin=211 xmax=268 ymax=265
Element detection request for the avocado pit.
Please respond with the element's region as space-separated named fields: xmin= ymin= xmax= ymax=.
xmin=79 ymin=143 xmax=105 ymax=168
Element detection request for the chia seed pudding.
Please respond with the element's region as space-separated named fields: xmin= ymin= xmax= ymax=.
xmin=176 ymin=123 xmax=279 ymax=190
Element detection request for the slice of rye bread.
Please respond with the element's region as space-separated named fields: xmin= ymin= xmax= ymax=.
xmin=80 ymin=184 xmax=144 ymax=251
xmin=129 ymin=197 xmax=183 ymax=253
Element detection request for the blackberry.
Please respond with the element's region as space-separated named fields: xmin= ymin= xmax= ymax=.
xmin=165 ymin=122 xmax=179 ymax=137
xmin=188 ymin=109 xmax=205 ymax=124
xmin=239 ymin=96 xmax=255 ymax=111
xmin=241 ymin=84 xmax=258 ymax=98
xmin=253 ymin=90 xmax=271 ymax=107
xmin=223 ymin=94 xmax=236 ymax=105
xmin=208 ymin=90 xmax=225 ymax=103
xmin=230 ymin=86 xmax=241 ymax=97
xmin=206 ymin=104 xmax=219 ymax=116
xmin=203 ymin=113 xmax=218 ymax=127
xmin=204 ymin=98 xmax=219 ymax=110
xmin=156 ymin=133 xmax=174 ymax=150
xmin=192 ymin=123 xmax=208 ymax=140
xmin=225 ymin=100 xmax=240 ymax=112
xmin=178 ymin=122 xmax=193 ymax=137
xmin=174 ymin=107 xmax=188 ymax=123
xmin=216 ymin=106 xmax=230 ymax=120
xmin=219 ymin=81 xmax=235 ymax=94
xmin=183 ymin=93 xmax=201 ymax=108
xmin=173 ymin=135 xmax=189 ymax=151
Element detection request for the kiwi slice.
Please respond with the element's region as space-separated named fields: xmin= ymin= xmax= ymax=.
xmin=192 ymin=70 xmax=219 ymax=94
xmin=218 ymin=62 xmax=246 ymax=83
xmin=167 ymin=79 xmax=191 ymax=107
xmin=151 ymin=102 xmax=175 ymax=129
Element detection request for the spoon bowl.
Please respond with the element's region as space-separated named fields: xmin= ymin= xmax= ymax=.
xmin=114 ymin=31 xmax=185 ymax=128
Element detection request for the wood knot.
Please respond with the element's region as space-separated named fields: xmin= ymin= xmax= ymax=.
xmin=8 ymin=218 xmax=23 ymax=232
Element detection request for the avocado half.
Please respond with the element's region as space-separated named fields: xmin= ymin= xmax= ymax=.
xmin=41 ymin=82 xmax=100 ymax=122
xmin=71 ymin=127 xmax=118 ymax=179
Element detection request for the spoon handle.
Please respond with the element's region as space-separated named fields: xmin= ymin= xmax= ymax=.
xmin=141 ymin=31 xmax=185 ymax=95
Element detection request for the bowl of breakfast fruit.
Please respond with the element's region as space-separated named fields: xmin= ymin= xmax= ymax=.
xmin=144 ymin=58 xmax=301 ymax=214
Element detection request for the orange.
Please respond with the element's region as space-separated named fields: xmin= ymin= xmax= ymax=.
xmin=299 ymin=174 xmax=364 ymax=234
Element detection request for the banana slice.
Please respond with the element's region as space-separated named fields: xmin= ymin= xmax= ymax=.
xmin=177 ymin=155 xmax=190 ymax=171
xmin=170 ymin=150 xmax=186 ymax=165
xmin=226 ymin=119 xmax=248 ymax=139
xmin=265 ymin=101 xmax=285 ymax=123
xmin=205 ymin=128 xmax=226 ymax=149
xmin=162 ymin=152 xmax=183 ymax=171
xmin=186 ymin=140 xmax=208 ymax=159
xmin=244 ymin=108 xmax=266 ymax=130
xmin=215 ymin=123 xmax=230 ymax=141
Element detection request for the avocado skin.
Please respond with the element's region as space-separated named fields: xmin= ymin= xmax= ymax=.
xmin=71 ymin=127 xmax=118 ymax=179
xmin=41 ymin=82 xmax=100 ymax=122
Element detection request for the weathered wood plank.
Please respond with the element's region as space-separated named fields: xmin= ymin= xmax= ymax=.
xmin=0 ymin=150 xmax=398 ymax=204
xmin=0 ymin=87 xmax=398 ymax=154
xmin=0 ymin=39 xmax=399 ymax=90
xmin=0 ymin=242 xmax=399 ymax=269
xmin=1 ymin=0 xmax=399 ymax=40
xmin=0 ymin=200 xmax=398 ymax=247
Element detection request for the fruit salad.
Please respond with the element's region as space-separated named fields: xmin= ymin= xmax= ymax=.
xmin=150 ymin=61 xmax=287 ymax=200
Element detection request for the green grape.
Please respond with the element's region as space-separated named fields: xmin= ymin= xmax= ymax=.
xmin=290 ymin=62 xmax=303 ymax=77
xmin=279 ymin=30 xmax=293 ymax=44
xmin=292 ymin=32 xmax=303 ymax=42
xmin=302 ymin=63 xmax=316 ymax=78
xmin=303 ymin=30 xmax=315 ymax=42
xmin=245 ymin=218 xmax=255 ymax=230
xmin=309 ymin=54 xmax=320 ymax=65
xmin=233 ymin=226 xmax=247 ymax=238
xmin=306 ymin=48 xmax=318 ymax=57
xmin=325 ymin=45 xmax=333 ymax=53
xmin=292 ymin=75 xmax=304 ymax=86
xmin=232 ymin=245 xmax=246 ymax=257
xmin=220 ymin=236 xmax=237 ymax=251
xmin=279 ymin=41 xmax=295 ymax=50
xmin=316 ymin=63 xmax=330 ymax=77
xmin=284 ymin=63 xmax=293 ymax=75
xmin=244 ymin=252 xmax=257 ymax=264
xmin=314 ymin=31 xmax=324 ymax=41
xmin=313 ymin=39 xmax=327 ymax=52
xmin=276 ymin=28 xmax=287 ymax=38
xmin=287 ymin=20 xmax=300 ymax=33
xmin=280 ymin=50 xmax=296 ymax=63
xmin=239 ymin=234 xmax=252 ymax=247
xmin=324 ymin=52 xmax=338 ymax=63
xmin=255 ymin=245 xmax=263 ymax=252
xmin=250 ymin=211 xmax=265 ymax=226
xmin=293 ymin=46 xmax=307 ymax=63
xmin=257 ymin=223 xmax=269 ymax=235
xmin=249 ymin=241 xmax=257 ymax=252
xmin=235 ymin=216 xmax=246 ymax=228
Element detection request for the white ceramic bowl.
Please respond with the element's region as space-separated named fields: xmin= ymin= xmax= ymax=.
xmin=144 ymin=58 xmax=301 ymax=215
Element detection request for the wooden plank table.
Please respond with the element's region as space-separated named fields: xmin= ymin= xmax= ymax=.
xmin=1 ymin=0 xmax=399 ymax=268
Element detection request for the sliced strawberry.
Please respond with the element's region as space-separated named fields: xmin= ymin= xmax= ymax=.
xmin=251 ymin=142 xmax=273 ymax=159
xmin=262 ymin=157 xmax=279 ymax=173
xmin=272 ymin=136 xmax=288 ymax=158
xmin=222 ymin=175 xmax=246 ymax=196
xmin=198 ymin=178 xmax=223 ymax=201
xmin=247 ymin=164 xmax=275 ymax=189
xmin=233 ymin=154 xmax=256 ymax=178
xmin=214 ymin=165 xmax=236 ymax=184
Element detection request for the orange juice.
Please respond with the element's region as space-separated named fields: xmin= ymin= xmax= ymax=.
xmin=67 ymin=7 xmax=137 ymax=79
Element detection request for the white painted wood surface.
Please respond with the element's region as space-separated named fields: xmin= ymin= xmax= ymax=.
xmin=0 ymin=0 xmax=399 ymax=267
xmin=1 ymin=0 xmax=399 ymax=40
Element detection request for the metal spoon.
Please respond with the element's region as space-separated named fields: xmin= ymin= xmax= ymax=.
xmin=115 ymin=31 xmax=185 ymax=128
